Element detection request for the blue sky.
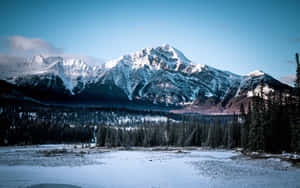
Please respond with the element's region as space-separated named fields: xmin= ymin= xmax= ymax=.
xmin=0 ymin=0 xmax=299 ymax=84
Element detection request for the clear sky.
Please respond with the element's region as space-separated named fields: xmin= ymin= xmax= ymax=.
xmin=0 ymin=0 xmax=299 ymax=84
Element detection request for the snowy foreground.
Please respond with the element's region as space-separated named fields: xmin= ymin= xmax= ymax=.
xmin=0 ymin=145 xmax=300 ymax=188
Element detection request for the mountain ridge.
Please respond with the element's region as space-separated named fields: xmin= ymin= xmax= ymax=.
xmin=0 ymin=44 xmax=292 ymax=114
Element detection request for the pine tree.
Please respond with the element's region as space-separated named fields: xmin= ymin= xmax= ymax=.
xmin=295 ymin=53 xmax=300 ymax=91
xmin=226 ymin=124 xmax=234 ymax=148
xmin=291 ymin=53 xmax=300 ymax=152
xmin=166 ymin=115 xmax=171 ymax=147
xmin=207 ymin=122 xmax=216 ymax=148
xmin=248 ymin=92 xmax=265 ymax=151
xmin=295 ymin=53 xmax=300 ymax=111
xmin=241 ymin=103 xmax=251 ymax=148
xmin=215 ymin=118 xmax=222 ymax=147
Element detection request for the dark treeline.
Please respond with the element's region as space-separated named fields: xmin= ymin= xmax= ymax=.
xmin=0 ymin=107 xmax=230 ymax=146
xmin=0 ymin=98 xmax=233 ymax=126
xmin=241 ymin=53 xmax=300 ymax=153
xmin=96 ymin=116 xmax=242 ymax=149
xmin=0 ymin=99 xmax=232 ymax=145
xmin=95 ymin=86 xmax=299 ymax=152
xmin=0 ymin=100 xmax=171 ymax=125
xmin=240 ymin=53 xmax=300 ymax=153
xmin=0 ymin=105 xmax=230 ymax=146
xmin=241 ymin=84 xmax=299 ymax=153
xmin=0 ymin=112 xmax=94 ymax=145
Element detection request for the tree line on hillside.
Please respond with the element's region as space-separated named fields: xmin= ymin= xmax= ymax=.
xmin=0 ymin=103 xmax=171 ymax=126
xmin=242 ymin=53 xmax=300 ymax=152
xmin=0 ymin=100 xmax=232 ymax=146
xmin=0 ymin=113 xmax=94 ymax=145
xmin=96 ymin=117 xmax=241 ymax=148
xmin=0 ymin=106 xmax=229 ymax=146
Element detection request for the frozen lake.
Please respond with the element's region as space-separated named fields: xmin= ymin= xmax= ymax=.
xmin=0 ymin=145 xmax=299 ymax=188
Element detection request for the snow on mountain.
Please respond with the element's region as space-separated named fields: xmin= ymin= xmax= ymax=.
xmin=248 ymin=70 xmax=265 ymax=77
xmin=247 ymin=85 xmax=274 ymax=98
xmin=0 ymin=44 xmax=291 ymax=108
xmin=104 ymin=44 xmax=191 ymax=71
xmin=95 ymin=44 xmax=244 ymax=104
xmin=0 ymin=54 xmax=98 ymax=94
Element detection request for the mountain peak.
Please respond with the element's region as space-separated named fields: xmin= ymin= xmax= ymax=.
xmin=248 ymin=70 xmax=265 ymax=77
xmin=161 ymin=43 xmax=171 ymax=48
xmin=28 ymin=54 xmax=45 ymax=64
xmin=104 ymin=44 xmax=192 ymax=70
xmin=154 ymin=44 xmax=191 ymax=64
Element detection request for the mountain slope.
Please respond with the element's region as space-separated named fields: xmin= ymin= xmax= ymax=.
xmin=88 ymin=44 xmax=243 ymax=105
xmin=0 ymin=44 xmax=292 ymax=113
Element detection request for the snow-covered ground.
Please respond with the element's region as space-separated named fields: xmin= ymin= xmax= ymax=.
xmin=0 ymin=145 xmax=299 ymax=188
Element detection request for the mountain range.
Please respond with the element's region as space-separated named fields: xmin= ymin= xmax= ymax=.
xmin=0 ymin=44 xmax=291 ymax=114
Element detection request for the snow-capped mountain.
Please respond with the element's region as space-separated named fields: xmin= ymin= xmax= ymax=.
xmin=0 ymin=44 xmax=291 ymax=113
xmin=95 ymin=44 xmax=242 ymax=105
xmin=0 ymin=55 xmax=96 ymax=94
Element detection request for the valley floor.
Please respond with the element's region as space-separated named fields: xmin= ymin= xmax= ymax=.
xmin=0 ymin=145 xmax=300 ymax=188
